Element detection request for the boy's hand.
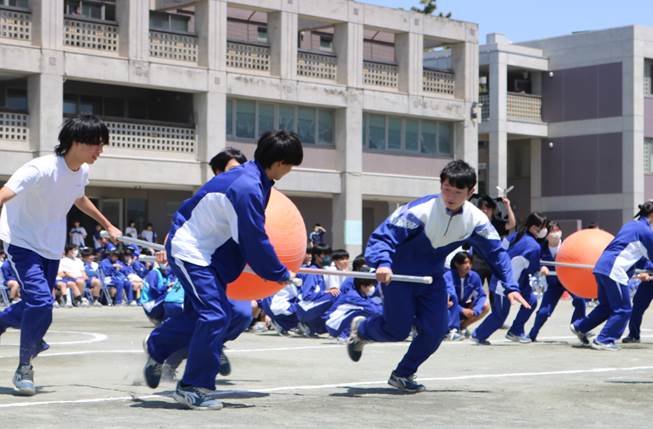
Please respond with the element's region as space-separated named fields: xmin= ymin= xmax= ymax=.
xmin=376 ymin=267 xmax=393 ymax=284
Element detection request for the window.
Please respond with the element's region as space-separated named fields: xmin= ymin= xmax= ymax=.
xmin=405 ymin=119 xmax=419 ymax=152
xmin=6 ymin=89 xmax=27 ymax=111
xmin=2 ymin=0 xmax=29 ymax=9
xmin=318 ymin=109 xmax=334 ymax=145
xmin=258 ymin=103 xmax=275 ymax=137
xmin=128 ymin=99 xmax=147 ymax=119
xmin=103 ymin=97 xmax=124 ymax=117
xmin=297 ymin=107 xmax=316 ymax=144
xmin=319 ymin=34 xmax=333 ymax=51
xmin=79 ymin=96 xmax=102 ymax=115
xmin=235 ymin=100 xmax=255 ymax=139
xmin=226 ymin=99 xmax=233 ymax=136
xmin=150 ymin=11 xmax=191 ymax=33
xmin=438 ymin=122 xmax=452 ymax=154
xmin=278 ymin=105 xmax=295 ymax=132
xmin=646 ymin=139 xmax=653 ymax=174
xmin=257 ymin=26 xmax=268 ymax=43
xmin=65 ymin=0 xmax=116 ymax=21
xmin=388 ymin=117 xmax=402 ymax=150
xmin=64 ymin=94 xmax=77 ymax=115
xmin=367 ymin=115 xmax=385 ymax=150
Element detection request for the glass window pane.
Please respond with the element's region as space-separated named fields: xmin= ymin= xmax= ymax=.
xmin=170 ymin=15 xmax=189 ymax=32
xmin=6 ymin=89 xmax=27 ymax=111
xmin=297 ymin=107 xmax=316 ymax=144
xmin=104 ymin=97 xmax=124 ymax=117
xmin=80 ymin=96 xmax=102 ymax=115
xmin=368 ymin=114 xmax=385 ymax=150
xmin=420 ymin=121 xmax=437 ymax=154
xmin=257 ymin=26 xmax=268 ymax=43
xmin=63 ymin=94 xmax=77 ymax=115
xmin=388 ymin=117 xmax=402 ymax=150
xmin=405 ymin=119 xmax=419 ymax=152
xmin=235 ymin=100 xmax=255 ymax=139
xmin=318 ymin=109 xmax=334 ymax=144
xmin=104 ymin=4 xmax=115 ymax=21
xmin=150 ymin=12 xmax=168 ymax=30
xmin=258 ymin=103 xmax=275 ymax=137
xmin=128 ymin=100 xmax=147 ymax=119
xmin=226 ymin=99 xmax=233 ymax=136
xmin=82 ymin=3 xmax=102 ymax=20
xmin=438 ymin=122 xmax=452 ymax=155
xmin=278 ymin=105 xmax=295 ymax=132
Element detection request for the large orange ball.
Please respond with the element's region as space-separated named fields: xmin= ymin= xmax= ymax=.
xmin=556 ymin=229 xmax=614 ymax=299
xmin=227 ymin=188 xmax=306 ymax=300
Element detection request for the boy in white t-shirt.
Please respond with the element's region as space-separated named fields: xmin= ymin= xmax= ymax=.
xmin=0 ymin=115 xmax=121 ymax=396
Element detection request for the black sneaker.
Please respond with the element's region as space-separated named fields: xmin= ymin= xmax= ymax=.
xmin=387 ymin=371 xmax=426 ymax=393
xmin=143 ymin=337 xmax=162 ymax=389
xmin=218 ymin=349 xmax=231 ymax=377
xmin=32 ymin=340 xmax=50 ymax=360
xmin=622 ymin=336 xmax=640 ymax=344
xmin=173 ymin=382 xmax=223 ymax=410
xmin=13 ymin=364 xmax=35 ymax=396
xmin=346 ymin=316 xmax=366 ymax=362
xmin=569 ymin=323 xmax=591 ymax=345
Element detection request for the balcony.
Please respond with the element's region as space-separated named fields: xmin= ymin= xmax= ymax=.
xmin=507 ymin=92 xmax=542 ymax=122
xmin=149 ymin=29 xmax=198 ymax=64
xmin=297 ymin=49 xmax=337 ymax=82
xmin=64 ymin=16 xmax=118 ymax=53
xmin=479 ymin=94 xmax=489 ymax=121
xmin=0 ymin=6 xmax=30 ymax=42
xmin=226 ymin=40 xmax=270 ymax=73
xmin=363 ymin=60 xmax=398 ymax=89
xmin=423 ymin=67 xmax=455 ymax=96
xmin=0 ymin=111 xmax=29 ymax=145
xmin=105 ymin=119 xmax=196 ymax=155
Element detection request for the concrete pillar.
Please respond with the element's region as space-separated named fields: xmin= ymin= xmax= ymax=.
xmin=194 ymin=88 xmax=225 ymax=183
xmin=622 ymin=46 xmax=644 ymax=222
xmin=488 ymin=51 xmax=508 ymax=193
xmin=196 ymin=0 xmax=226 ymax=70
xmin=268 ymin=11 xmax=297 ymax=79
xmin=334 ymin=22 xmax=363 ymax=87
xmin=332 ymin=91 xmax=363 ymax=256
xmin=452 ymin=37 xmax=479 ymax=169
xmin=116 ymin=0 xmax=149 ymax=60
xmin=30 ymin=0 xmax=63 ymax=50
xmin=530 ymin=138 xmax=542 ymax=211
xmin=396 ymin=32 xmax=422 ymax=94
xmin=28 ymin=73 xmax=63 ymax=154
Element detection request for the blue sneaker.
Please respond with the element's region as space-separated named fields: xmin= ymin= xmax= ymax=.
xmin=471 ymin=332 xmax=491 ymax=345
xmin=622 ymin=336 xmax=640 ymax=344
xmin=218 ymin=349 xmax=231 ymax=377
xmin=143 ymin=337 xmax=162 ymax=389
xmin=387 ymin=371 xmax=426 ymax=393
xmin=569 ymin=323 xmax=591 ymax=345
xmin=346 ymin=316 xmax=367 ymax=362
xmin=505 ymin=332 xmax=532 ymax=344
xmin=173 ymin=383 xmax=223 ymax=410
xmin=13 ymin=364 xmax=35 ymax=396
xmin=590 ymin=339 xmax=620 ymax=351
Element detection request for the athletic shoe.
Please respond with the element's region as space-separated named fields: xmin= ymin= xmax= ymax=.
xmin=622 ymin=336 xmax=640 ymax=344
xmin=471 ymin=332 xmax=491 ymax=345
xmin=32 ymin=340 xmax=50 ymax=360
xmin=297 ymin=322 xmax=316 ymax=337
xmin=590 ymin=339 xmax=620 ymax=351
xmin=569 ymin=323 xmax=591 ymax=345
xmin=64 ymin=302 xmax=73 ymax=308
xmin=143 ymin=337 xmax=163 ymax=389
xmin=129 ymin=300 xmax=139 ymax=307
xmin=81 ymin=297 xmax=90 ymax=307
xmin=505 ymin=332 xmax=532 ymax=344
xmin=270 ymin=319 xmax=288 ymax=336
xmin=52 ymin=301 xmax=60 ymax=309
xmin=13 ymin=364 xmax=35 ymax=396
xmin=173 ymin=383 xmax=223 ymax=410
xmin=346 ymin=316 xmax=367 ymax=362
xmin=445 ymin=329 xmax=465 ymax=341
xmin=218 ymin=349 xmax=231 ymax=377
xmin=387 ymin=371 xmax=426 ymax=393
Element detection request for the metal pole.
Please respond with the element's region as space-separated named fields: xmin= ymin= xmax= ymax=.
xmin=101 ymin=231 xmax=165 ymax=251
xmin=298 ymin=267 xmax=433 ymax=285
xmin=539 ymin=260 xmax=594 ymax=269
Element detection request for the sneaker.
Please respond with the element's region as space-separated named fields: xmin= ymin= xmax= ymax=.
xmin=143 ymin=337 xmax=163 ymax=389
xmin=569 ymin=323 xmax=591 ymax=345
xmin=297 ymin=322 xmax=315 ymax=337
xmin=93 ymin=300 xmax=103 ymax=307
xmin=622 ymin=336 xmax=640 ymax=344
xmin=387 ymin=371 xmax=426 ymax=393
xmin=13 ymin=364 xmax=35 ymax=396
xmin=218 ymin=349 xmax=231 ymax=377
xmin=471 ymin=332 xmax=491 ymax=345
xmin=53 ymin=301 xmax=60 ymax=308
xmin=505 ymin=332 xmax=532 ymax=344
xmin=347 ymin=316 xmax=367 ymax=362
xmin=462 ymin=329 xmax=471 ymax=339
xmin=81 ymin=297 xmax=90 ymax=307
xmin=64 ymin=301 xmax=73 ymax=308
xmin=270 ymin=319 xmax=288 ymax=336
xmin=446 ymin=329 xmax=465 ymax=341
xmin=32 ymin=340 xmax=50 ymax=360
xmin=590 ymin=338 xmax=620 ymax=351
xmin=173 ymin=383 xmax=223 ymax=410
xmin=129 ymin=300 xmax=139 ymax=307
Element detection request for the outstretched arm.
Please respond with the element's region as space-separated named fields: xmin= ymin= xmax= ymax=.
xmin=74 ymin=196 xmax=121 ymax=241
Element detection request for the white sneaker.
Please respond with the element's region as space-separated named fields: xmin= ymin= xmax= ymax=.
xmin=81 ymin=297 xmax=90 ymax=307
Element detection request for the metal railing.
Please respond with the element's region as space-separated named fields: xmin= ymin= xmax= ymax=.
xmin=149 ymin=29 xmax=198 ymax=63
xmin=226 ymin=40 xmax=270 ymax=72
xmin=64 ymin=16 xmax=118 ymax=52
xmin=297 ymin=49 xmax=337 ymax=81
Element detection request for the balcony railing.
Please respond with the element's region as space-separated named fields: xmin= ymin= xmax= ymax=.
xmin=64 ymin=16 xmax=118 ymax=53
xmin=297 ymin=49 xmax=337 ymax=81
xmin=226 ymin=40 xmax=270 ymax=72
xmin=479 ymin=94 xmax=489 ymax=121
xmin=0 ymin=111 xmax=29 ymax=143
xmin=507 ymin=92 xmax=542 ymax=122
xmin=363 ymin=60 xmax=398 ymax=89
xmin=645 ymin=76 xmax=652 ymax=97
xmin=423 ymin=68 xmax=455 ymax=96
xmin=0 ymin=6 xmax=30 ymax=42
xmin=106 ymin=120 xmax=196 ymax=154
xmin=149 ymin=29 xmax=198 ymax=63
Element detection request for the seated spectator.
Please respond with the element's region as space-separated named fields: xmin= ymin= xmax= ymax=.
xmin=81 ymin=248 xmax=102 ymax=305
xmin=445 ymin=251 xmax=490 ymax=340
xmin=324 ymin=249 xmax=350 ymax=291
xmin=140 ymin=223 xmax=157 ymax=243
xmin=100 ymin=250 xmax=134 ymax=306
xmin=296 ymin=246 xmax=339 ymax=336
xmin=121 ymin=250 xmax=144 ymax=305
xmin=141 ymin=261 xmax=182 ymax=325
xmin=59 ymin=245 xmax=87 ymax=307
xmin=324 ymin=265 xmax=383 ymax=341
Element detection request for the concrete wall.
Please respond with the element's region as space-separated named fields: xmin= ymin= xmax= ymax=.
xmin=289 ymin=196 xmax=334 ymax=246
xmin=645 ymin=97 xmax=653 ymax=138
xmin=541 ymin=209 xmax=623 ymax=234
xmin=362 ymin=152 xmax=449 ymax=177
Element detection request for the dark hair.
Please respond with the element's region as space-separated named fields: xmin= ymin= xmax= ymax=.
xmin=254 ymin=130 xmax=303 ymax=169
xmin=512 ymin=212 xmax=548 ymax=246
xmin=56 ymin=115 xmax=109 ymax=156
xmin=313 ymin=244 xmax=331 ymax=256
xmin=352 ymin=255 xmax=367 ymax=272
xmin=635 ymin=201 xmax=653 ymax=219
xmin=209 ymin=147 xmax=247 ymax=174
xmin=449 ymin=251 xmax=472 ymax=270
xmin=81 ymin=248 xmax=94 ymax=258
xmin=548 ymin=221 xmax=560 ymax=231
xmin=354 ymin=264 xmax=376 ymax=289
xmin=64 ymin=245 xmax=77 ymax=254
xmin=440 ymin=160 xmax=476 ymax=190
xmin=477 ymin=195 xmax=497 ymax=211
xmin=331 ymin=249 xmax=349 ymax=261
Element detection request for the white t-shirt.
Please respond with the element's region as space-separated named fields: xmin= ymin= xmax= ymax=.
xmin=0 ymin=154 xmax=89 ymax=260
xmin=125 ymin=226 xmax=138 ymax=238
xmin=59 ymin=256 xmax=85 ymax=278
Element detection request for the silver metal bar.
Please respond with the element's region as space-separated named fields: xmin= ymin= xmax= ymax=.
xmin=101 ymin=231 xmax=165 ymax=251
xmin=298 ymin=267 xmax=433 ymax=285
xmin=539 ymin=260 xmax=594 ymax=269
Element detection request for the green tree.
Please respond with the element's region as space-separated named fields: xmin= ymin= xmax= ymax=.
xmin=411 ymin=0 xmax=451 ymax=18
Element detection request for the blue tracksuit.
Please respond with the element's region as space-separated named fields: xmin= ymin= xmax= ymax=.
xmin=147 ymin=160 xmax=290 ymax=390
xmin=626 ymin=260 xmax=653 ymax=340
xmin=100 ymin=258 xmax=133 ymax=304
xmin=574 ymin=217 xmax=653 ymax=344
xmin=360 ymin=195 xmax=517 ymax=377
xmin=295 ymin=264 xmax=337 ymax=335
xmin=141 ymin=267 xmax=182 ymax=323
xmin=444 ymin=269 xmax=487 ymax=330
xmin=323 ymin=287 xmax=383 ymax=340
xmin=528 ymin=243 xmax=586 ymax=341
xmin=474 ymin=232 xmax=541 ymax=341
xmin=1 ymin=259 xmax=18 ymax=285
xmin=260 ymin=282 xmax=300 ymax=332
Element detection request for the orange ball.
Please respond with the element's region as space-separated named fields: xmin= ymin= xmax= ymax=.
xmin=556 ymin=229 xmax=614 ymax=299
xmin=227 ymin=188 xmax=306 ymax=300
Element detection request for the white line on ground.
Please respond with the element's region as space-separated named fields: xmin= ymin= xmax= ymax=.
xmin=0 ymin=365 xmax=651 ymax=409
xmin=0 ymin=330 xmax=107 ymax=346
